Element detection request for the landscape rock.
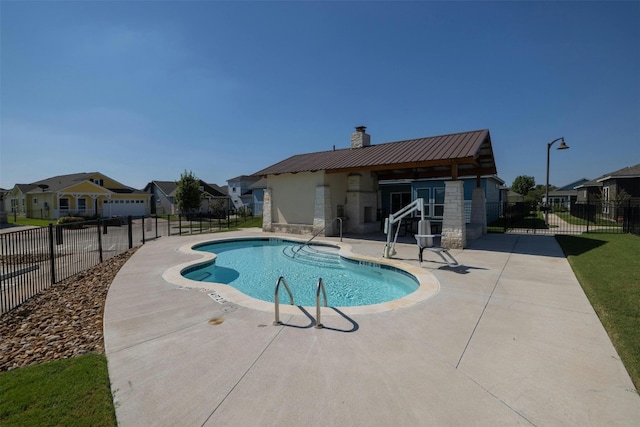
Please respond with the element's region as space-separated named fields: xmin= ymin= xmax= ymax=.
xmin=0 ymin=249 xmax=136 ymax=371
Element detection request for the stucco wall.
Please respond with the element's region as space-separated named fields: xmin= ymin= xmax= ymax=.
xmin=324 ymin=173 xmax=348 ymax=220
xmin=270 ymin=172 xmax=321 ymax=225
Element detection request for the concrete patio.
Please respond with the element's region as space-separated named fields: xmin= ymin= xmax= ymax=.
xmin=104 ymin=231 xmax=640 ymax=426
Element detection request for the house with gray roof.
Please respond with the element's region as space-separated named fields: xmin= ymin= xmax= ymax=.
xmin=144 ymin=180 xmax=229 ymax=215
xmin=227 ymin=175 xmax=261 ymax=212
xmin=576 ymin=164 xmax=640 ymax=203
xmin=252 ymin=127 xmax=499 ymax=249
xmin=576 ymin=163 xmax=640 ymax=222
xmin=5 ymin=172 xmax=150 ymax=220
xmin=546 ymin=178 xmax=590 ymax=210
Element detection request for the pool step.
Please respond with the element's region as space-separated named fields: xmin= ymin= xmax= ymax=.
xmin=282 ymin=244 xmax=342 ymax=267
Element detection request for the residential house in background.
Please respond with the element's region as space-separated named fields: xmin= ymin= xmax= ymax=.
xmin=250 ymin=178 xmax=267 ymax=217
xmin=252 ymin=127 xmax=499 ymax=249
xmin=547 ymin=178 xmax=590 ymax=210
xmin=507 ymin=190 xmax=524 ymax=203
xmin=4 ymin=172 xmax=150 ymax=220
xmin=576 ymin=164 xmax=640 ymax=203
xmin=227 ymin=175 xmax=261 ymax=212
xmin=0 ymin=188 xmax=8 ymax=224
xmin=576 ymin=163 xmax=640 ymax=222
xmin=144 ymin=180 xmax=229 ymax=215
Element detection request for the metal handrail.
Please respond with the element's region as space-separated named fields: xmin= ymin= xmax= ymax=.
xmin=273 ymin=276 xmax=294 ymax=326
xmin=315 ymin=278 xmax=328 ymax=329
xmin=295 ymin=217 xmax=343 ymax=256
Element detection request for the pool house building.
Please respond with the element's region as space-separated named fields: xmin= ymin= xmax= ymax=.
xmin=252 ymin=127 xmax=501 ymax=249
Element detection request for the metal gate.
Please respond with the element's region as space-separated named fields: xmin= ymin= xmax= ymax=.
xmin=486 ymin=201 xmax=639 ymax=235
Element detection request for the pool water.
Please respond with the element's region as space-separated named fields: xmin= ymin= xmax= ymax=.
xmin=182 ymin=239 xmax=419 ymax=307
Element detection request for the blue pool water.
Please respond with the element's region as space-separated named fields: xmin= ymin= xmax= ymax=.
xmin=182 ymin=238 xmax=419 ymax=307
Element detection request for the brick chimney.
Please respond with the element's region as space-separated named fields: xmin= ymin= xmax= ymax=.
xmin=351 ymin=126 xmax=370 ymax=149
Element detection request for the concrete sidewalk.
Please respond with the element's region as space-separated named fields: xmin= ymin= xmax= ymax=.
xmin=104 ymin=231 xmax=640 ymax=426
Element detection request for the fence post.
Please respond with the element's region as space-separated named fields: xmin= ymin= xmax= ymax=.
xmin=97 ymin=219 xmax=103 ymax=263
xmin=503 ymin=202 xmax=507 ymax=233
xmin=142 ymin=216 xmax=146 ymax=244
xmin=179 ymin=215 xmax=182 ymax=235
xmin=155 ymin=215 xmax=159 ymax=239
xmin=128 ymin=216 xmax=133 ymax=249
xmin=48 ymin=224 xmax=56 ymax=284
xmin=168 ymin=215 xmax=171 ymax=236
xmin=624 ymin=199 xmax=630 ymax=233
xmin=55 ymin=224 xmax=63 ymax=245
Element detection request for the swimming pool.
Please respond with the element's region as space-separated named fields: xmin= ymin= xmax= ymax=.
xmin=181 ymin=238 xmax=420 ymax=307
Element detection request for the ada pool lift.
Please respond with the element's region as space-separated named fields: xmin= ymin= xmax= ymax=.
xmin=383 ymin=198 xmax=424 ymax=258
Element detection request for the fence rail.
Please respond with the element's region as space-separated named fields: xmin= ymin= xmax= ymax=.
xmin=1 ymin=210 xmax=255 ymax=314
xmin=486 ymin=201 xmax=640 ymax=236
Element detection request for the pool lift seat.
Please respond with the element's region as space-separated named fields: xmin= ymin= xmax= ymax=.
xmin=414 ymin=220 xmax=459 ymax=268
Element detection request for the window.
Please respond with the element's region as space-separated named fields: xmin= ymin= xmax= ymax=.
xmin=91 ymin=178 xmax=104 ymax=186
xmin=34 ymin=198 xmax=38 ymax=205
xmin=78 ymin=198 xmax=87 ymax=212
xmin=434 ymin=188 xmax=445 ymax=217
xmin=602 ymin=186 xmax=610 ymax=214
xmin=390 ymin=192 xmax=411 ymax=214
xmin=60 ymin=198 xmax=69 ymax=211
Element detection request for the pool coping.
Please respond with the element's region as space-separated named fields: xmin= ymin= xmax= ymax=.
xmin=162 ymin=234 xmax=440 ymax=316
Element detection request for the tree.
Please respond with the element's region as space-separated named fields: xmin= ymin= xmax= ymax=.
xmin=511 ymin=175 xmax=535 ymax=196
xmin=525 ymin=184 xmax=547 ymax=204
xmin=175 ymin=170 xmax=202 ymax=215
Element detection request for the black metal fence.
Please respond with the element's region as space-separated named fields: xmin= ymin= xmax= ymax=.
xmin=486 ymin=201 xmax=640 ymax=236
xmin=0 ymin=210 xmax=256 ymax=314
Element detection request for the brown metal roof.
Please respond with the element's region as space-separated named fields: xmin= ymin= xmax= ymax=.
xmin=253 ymin=129 xmax=497 ymax=180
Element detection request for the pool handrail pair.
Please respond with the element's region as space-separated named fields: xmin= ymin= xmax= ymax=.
xmin=273 ymin=276 xmax=328 ymax=329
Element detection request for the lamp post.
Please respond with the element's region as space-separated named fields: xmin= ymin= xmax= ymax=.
xmin=545 ymin=136 xmax=570 ymax=225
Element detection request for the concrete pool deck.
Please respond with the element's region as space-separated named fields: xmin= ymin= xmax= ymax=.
xmin=104 ymin=230 xmax=640 ymax=426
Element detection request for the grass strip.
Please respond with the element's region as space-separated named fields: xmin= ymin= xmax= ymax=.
xmin=556 ymin=233 xmax=640 ymax=392
xmin=0 ymin=353 xmax=117 ymax=427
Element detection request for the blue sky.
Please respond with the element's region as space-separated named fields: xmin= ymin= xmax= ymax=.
xmin=1 ymin=1 xmax=638 ymax=191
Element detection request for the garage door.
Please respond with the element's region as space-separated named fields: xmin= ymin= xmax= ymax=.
xmin=103 ymin=200 xmax=147 ymax=217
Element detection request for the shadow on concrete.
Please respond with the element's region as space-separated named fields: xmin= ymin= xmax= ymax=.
xmin=277 ymin=306 xmax=360 ymax=333
xmin=555 ymin=234 xmax=608 ymax=257
xmin=276 ymin=305 xmax=316 ymax=329
xmin=318 ymin=307 xmax=359 ymax=333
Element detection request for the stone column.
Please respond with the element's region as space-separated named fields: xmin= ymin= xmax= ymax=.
xmin=471 ymin=187 xmax=487 ymax=233
xmin=262 ymin=188 xmax=273 ymax=232
xmin=441 ymin=180 xmax=466 ymax=249
xmin=313 ymin=185 xmax=332 ymax=235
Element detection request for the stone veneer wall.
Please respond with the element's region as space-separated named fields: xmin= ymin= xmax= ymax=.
xmin=313 ymin=185 xmax=336 ymax=236
xmin=262 ymin=188 xmax=273 ymax=231
xmin=441 ymin=180 xmax=466 ymax=249
xmin=345 ymin=172 xmax=379 ymax=234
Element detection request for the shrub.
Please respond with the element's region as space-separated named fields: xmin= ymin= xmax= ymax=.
xmin=56 ymin=216 xmax=87 ymax=229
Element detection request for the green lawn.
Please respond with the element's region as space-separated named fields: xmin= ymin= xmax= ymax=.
xmin=5 ymin=217 xmax=53 ymax=227
xmin=0 ymin=354 xmax=117 ymax=426
xmin=555 ymin=211 xmax=622 ymax=227
xmin=556 ymin=233 xmax=640 ymax=391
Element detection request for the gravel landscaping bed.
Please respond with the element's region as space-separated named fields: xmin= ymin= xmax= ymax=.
xmin=0 ymin=249 xmax=136 ymax=372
